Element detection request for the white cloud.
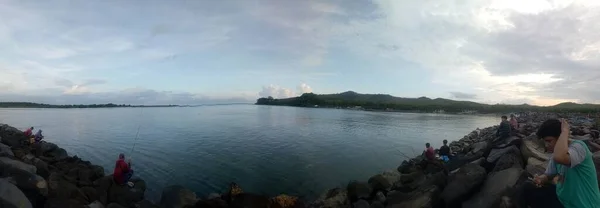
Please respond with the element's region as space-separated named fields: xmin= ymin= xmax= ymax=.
xmin=258 ymin=85 xmax=294 ymax=99
xmin=297 ymin=83 xmax=313 ymax=94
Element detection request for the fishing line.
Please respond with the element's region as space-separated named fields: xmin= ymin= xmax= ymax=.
xmin=129 ymin=107 xmax=145 ymax=158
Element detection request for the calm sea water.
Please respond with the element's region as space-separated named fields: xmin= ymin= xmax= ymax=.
xmin=0 ymin=105 xmax=498 ymax=201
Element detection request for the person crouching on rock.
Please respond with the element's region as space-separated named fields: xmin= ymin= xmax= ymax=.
xmin=518 ymin=119 xmax=600 ymax=208
xmin=33 ymin=130 xmax=44 ymax=143
xmin=113 ymin=153 xmax=135 ymax=187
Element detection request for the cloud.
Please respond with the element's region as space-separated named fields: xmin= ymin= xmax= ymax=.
xmin=259 ymin=85 xmax=295 ymax=99
xmin=449 ymin=92 xmax=477 ymax=100
xmin=297 ymin=83 xmax=313 ymax=94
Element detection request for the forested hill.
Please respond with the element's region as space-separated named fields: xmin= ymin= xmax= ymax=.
xmin=255 ymin=91 xmax=600 ymax=113
xmin=0 ymin=102 xmax=177 ymax=108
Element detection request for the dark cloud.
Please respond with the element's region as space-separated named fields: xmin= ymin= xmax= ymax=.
xmin=449 ymin=91 xmax=477 ymax=99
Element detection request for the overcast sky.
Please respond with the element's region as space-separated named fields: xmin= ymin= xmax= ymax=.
xmin=1 ymin=0 xmax=599 ymax=106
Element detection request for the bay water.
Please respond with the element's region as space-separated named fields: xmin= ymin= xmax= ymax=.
xmin=0 ymin=105 xmax=498 ymax=201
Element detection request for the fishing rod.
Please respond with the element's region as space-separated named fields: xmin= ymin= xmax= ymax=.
xmin=129 ymin=107 xmax=144 ymax=159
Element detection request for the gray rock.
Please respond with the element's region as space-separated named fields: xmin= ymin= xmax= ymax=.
xmin=86 ymin=200 xmax=105 ymax=208
xmin=487 ymin=145 xmax=520 ymax=163
xmin=368 ymin=174 xmax=391 ymax=192
xmin=375 ymin=191 xmax=386 ymax=203
xmin=39 ymin=142 xmax=58 ymax=154
xmin=370 ymin=201 xmax=384 ymax=208
xmin=0 ymin=124 xmax=27 ymax=147
xmin=471 ymin=141 xmax=488 ymax=155
xmin=492 ymin=149 xmax=524 ymax=172
xmin=526 ymin=157 xmax=547 ymax=176
xmin=462 ymin=168 xmax=525 ymax=208
xmin=207 ymin=193 xmax=221 ymax=200
xmin=159 ymin=185 xmax=197 ymax=208
xmin=136 ymin=199 xmax=160 ymax=208
xmin=441 ymin=163 xmax=486 ymax=207
xmin=106 ymin=203 xmax=127 ymax=208
xmin=0 ymin=157 xmax=37 ymax=174
xmin=352 ymin=199 xmax=369 ymax=208
xmin=108 ymin=178 xmax=146 ymax=207
xmin=0 ymin=178 xmax=33 ymax=208
xmin=347 ymin=181 xmax=371 ymax=201
xmin=0 ymin=159 xmax=48 ymax=199
xmin=387 ymin=185 xmax=440 ymax=208
xmin=0 ymin=143 xmax=13 ymax=157
xmin=521 ymin=139 xmax=549 ymax=162
xmin=380 ymin=170 xmax=402 ymax=187
xmin=48 ymin=173 xmax=87 ymax=204
xmin=311 ymin=188 xmax=349 ymax=208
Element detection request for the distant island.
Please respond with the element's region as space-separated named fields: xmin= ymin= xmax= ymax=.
xmin=0 ymin=102 xmax=178 ymax=108
xmin=256 ymin=91 xmax=600 ymax=113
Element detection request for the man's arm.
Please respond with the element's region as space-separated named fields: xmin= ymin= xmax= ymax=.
xmin=553 ymin=119 xmax=572 ymax=166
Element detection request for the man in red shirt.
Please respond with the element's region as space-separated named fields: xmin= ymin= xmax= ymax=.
xmin=113 ymin=153 xmax=134 ymax=187
xmin=424 ymin=143 xmax=435 ymax=160
xmin=23 ymin=127 xmax=34 ymax=137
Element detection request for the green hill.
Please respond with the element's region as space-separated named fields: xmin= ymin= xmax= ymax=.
xmin=256 ymin=91 xmax=600 ymax=113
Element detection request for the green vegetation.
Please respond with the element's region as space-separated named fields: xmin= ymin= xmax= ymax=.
xmin=0 ymin=102 xmax=178 ymax=108
xmin=256 ymin=91 xmax=600 ymax=113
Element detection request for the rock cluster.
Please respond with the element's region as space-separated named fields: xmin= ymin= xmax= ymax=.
xmin=309 ymin=113 xmax=600 ymax=208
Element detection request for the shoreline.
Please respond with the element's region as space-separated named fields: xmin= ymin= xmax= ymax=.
xmin=1 ymin=112 xmax=599 ymax=207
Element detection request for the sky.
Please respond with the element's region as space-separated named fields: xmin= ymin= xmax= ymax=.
xmin=1 ymin=0 xmax=600 ymax=106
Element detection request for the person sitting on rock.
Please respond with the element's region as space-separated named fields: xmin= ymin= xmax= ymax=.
xmin=439 ymin=140 xmax=451 ymax=162
xmin=113 ymin=153 xmax=134 ymax=187
xmin=519 ymin=119 xmax=600 ymax=208
xmin=33 ymin=130 xmax=44 ymax=143
xmin=510 ymin=114 xmax=519 ymax=131
xmin=424 ymin=143 xmax=435 ymax=161
xmin=23 ymin=127 xmax=34 ymax=137
xmin=496 ymin=115 xmax=511 ymax=139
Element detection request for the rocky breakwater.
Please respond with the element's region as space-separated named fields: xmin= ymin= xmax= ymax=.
xmin=309 ymin=113 xmax=600 ymax=208
xmin=0 ymin=123 xmax=306 ymax=208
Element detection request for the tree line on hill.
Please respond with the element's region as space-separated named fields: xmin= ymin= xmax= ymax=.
xmin=0 ymin=102 xmax=178 ymax=108
xmin=256 ymin=91 xmax=600 ymax=113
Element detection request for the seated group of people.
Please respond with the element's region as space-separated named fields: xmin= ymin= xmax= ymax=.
xmin=424 ymin=139 xmax=452 ymax=162
xmin=23 ymin=127 xmax=43 ymax=144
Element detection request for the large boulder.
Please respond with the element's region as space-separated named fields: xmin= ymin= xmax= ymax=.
xmin=310 ymin=188 xmax=349 ymax=208
xmin=0 ymin=157 xmax=37 ymax=174
xmin=48 ymin=173 xmax=88 ymax=204
xmin=0 ymin=143 xmax=14 ymax=157
xmin=487 ymin=145 xmax=520 ymax=164
xmin=346 ymin=181 xmax=371 ymax=201
xmin=491 ymin=149 xmax=524 ymax=172
xmin=0 ymin=159 xmax=48 ymax=206
xmin=526 ymin=157 xmax=547 ymax=176
xmin=21 ymin=154 xmax=50 ymax=179
xmin=39 ymin=142 xmax=58 ymax=154
xmin=46 ymin=147 xmax=68 ymax=161
xmin=470 ymin=141 xmax=489 ymax=155
xmin=352 ymin=199 xmax=369 ymax=208
xmin=520 ymin=139 xmax=549 ymax=162
xmin=0 ymin=124 xmax=27 ymax=147
xmin=387 ymin=185 xmax=441 ymax=208
xmin=107 ymin=178 xmax=146 ymax=207
xmin=441 ymin=163 xmax=487 ymax=207
xmin=0 ymin=178 xmax=33 ymax=208
xmin=462 ymin=168 xmax=526 ymax=208
xmin=159 ymin=185 xmax=197 ymax=208
xmin=368 ymin=174 xmax=392 ymax=192
xmin=44 ymin=198 xmax=86 ymax=208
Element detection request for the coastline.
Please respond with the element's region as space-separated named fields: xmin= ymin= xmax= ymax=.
xmin=1 ymin=112 xmax=599 ymax=208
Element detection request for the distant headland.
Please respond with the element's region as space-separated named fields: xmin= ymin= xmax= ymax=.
xmin=0 ymin=102 xmax=178 ymax=108
xmin=256 ymin=91 xmax=600 ymax=113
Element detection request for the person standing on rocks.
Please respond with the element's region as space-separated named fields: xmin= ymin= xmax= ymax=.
xmin=113 ymin=153 xmax=135 ymax=187
xmin=520 ymin=118 xmax=600 ymax=208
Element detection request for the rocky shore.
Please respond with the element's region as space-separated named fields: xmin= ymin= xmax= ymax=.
xmin=2 ymin=112 xmax=600 ymax=208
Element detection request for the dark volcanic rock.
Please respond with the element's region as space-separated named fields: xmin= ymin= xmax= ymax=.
xmin=352 ymin=199 xmax=369 ymax=208
xmin=228 ymin=193 xmax=269 ymax=208
xmin=44 ymin=198 xmax=86 ymax=208
xmin=492 ymin=148 xmax=524 ymax=172
xmin=346 ymin=181 xmax=371 ymax=201
xmin=525 ymin=157 xmax=547 ymax=176
xmin=0 ymin=143 xmax=14 ymax=157
xmin=387 ymin=185 xmax=441 ymax=208
xmin=159 ymin=185 xmax=197 ymax=208
xmin=368 ymin=174 xmax=392 ymax=192
xmin=441 ymin=163 xmax=487 ymax=207
xmin=108 ymin=179 xmax=146 ymax=207
xmin=48 ymin=173 xmax=88 ymax=204
xmin=487 ymin=145 xmax=520 ymax=164
xmin=462 ymin=168 xmax=526 ymax=208
xmin=0 ymin=178 xmax=33 ymax=208
xmin=0 ymin=124 xmax=27 ymax=147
